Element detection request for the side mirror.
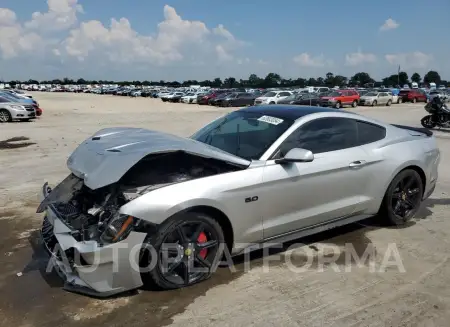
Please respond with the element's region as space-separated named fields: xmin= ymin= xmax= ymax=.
xmin=275 ymin=148 xmax=314 ymax=164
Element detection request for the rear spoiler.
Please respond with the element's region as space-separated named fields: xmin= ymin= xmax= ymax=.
xmin=392 ymin=124 xmax=433 ymax=137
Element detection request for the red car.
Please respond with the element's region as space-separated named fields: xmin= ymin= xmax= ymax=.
xmin=398 ymin=89 xmax=427 ymax=103
xmin=319 ymin=89 xmax=360 ymax=109
xmin=197 ymin=90 xmax=228 ymax=105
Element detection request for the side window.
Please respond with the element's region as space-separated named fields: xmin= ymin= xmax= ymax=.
xmin=279 ymin=92 xmax=291 ymax=97
xmin=0 ymin=98 xmax=9 ymax=103
xmin=278 ymin=118 xmax=358 ymax=156
xmin=356 ymin=121 xmax=386 ymax=145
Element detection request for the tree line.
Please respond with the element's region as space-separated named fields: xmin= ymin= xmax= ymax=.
xmin=4 ymin=70 xmax=446 ymax=89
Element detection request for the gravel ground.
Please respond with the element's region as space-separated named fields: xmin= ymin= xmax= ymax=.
xmin=1 ymin=92 xmax=450 ymax=327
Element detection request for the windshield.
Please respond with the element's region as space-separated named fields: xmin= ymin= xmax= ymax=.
xmin=365 ymin=92 xmax=378 ymax=96
xmin=283 ymin=95 xmax=296 ymax=101
xmin=263 ymin=91 xmax=277 ymax=97
xmin=328 ymin=91 xmax=342 ymax=97
xmin=0 ymin=92 xmax=20 ymax=102
xmin=190 ymin=111 xmax=293 ymax=160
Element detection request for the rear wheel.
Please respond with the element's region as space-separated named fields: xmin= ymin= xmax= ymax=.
xmin=421 ymin=115 xmax=437 ymax=128
xmin=380 ymin=169 xmax=423 ymax=225
xmin=351 ymin=100 xmax=358 ymax=108
xmin=335 ymin=101 xmax=341 ymax=109
xmin=386 ymin=100 xmax=392 ymax=106
xmin=372 ymin=100 xmax=377 ymax=107
xmin=0 ymin=109 xmax=11 ymax=123
xmin=269 ymin=101 xmax=275 ymax=105
xmin=142 ymin=212 xmax=224 ymax=290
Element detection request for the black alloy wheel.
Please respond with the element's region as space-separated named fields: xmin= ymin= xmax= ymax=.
xmin=381 ymin=169 xmax=423 ymax=225
xmin=144 ymin=213 xmax=224 ymax=289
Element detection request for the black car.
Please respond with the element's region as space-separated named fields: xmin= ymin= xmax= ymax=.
xmin=209 ymin=92 xmax=232 ymax=106
xmin=220 ymin=92 xmax=257 ymax=107
xmin=291 ymin=93 xmax=322 ymax=106
xmin=277 ymin=93 xmax=303 ymax=104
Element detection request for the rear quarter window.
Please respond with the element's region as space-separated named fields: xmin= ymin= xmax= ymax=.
xmin=357 ymin=121 xmax=386 ymax=145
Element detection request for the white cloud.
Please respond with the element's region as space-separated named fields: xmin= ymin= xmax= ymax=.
xmin=380 ymin=18 xmax=399 ymax=31
xmin=25 ymin=0 xmax=83 ymax=32
xmin=293 ymin=53 xmax=329 ymax=67
xmin=385 ymin=52 xmax=433 ymax=68
xmin=345 ymin=50 xmax=377 ymax=66
xmin=215 ymin=45 xmax=233 ymax=61
xmin=0 ymin=8 xmax=17 ymax=25
xmin=0 ymin=2 xmax=246 ymax=78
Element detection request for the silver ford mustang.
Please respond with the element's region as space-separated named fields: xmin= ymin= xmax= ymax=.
xmin=37 ymin=105 xmax=440 ymax=297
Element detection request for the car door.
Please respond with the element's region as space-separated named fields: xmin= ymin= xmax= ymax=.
xmin=353 ymin=120 xmax=388 ymax=212
xmin=277 ymin=92 xmax=292 ymax=103
xmin=260 ymin=117 xmax=371 ymax=239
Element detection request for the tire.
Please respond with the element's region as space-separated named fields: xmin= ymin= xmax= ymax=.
xmin=372 ymin=100 xmax=377 ymax=107
xmin=398 ymin=98 xmax=403 ymax=104
xmin=269 ymin=101 xmax=275 ymax=105
xmin=412 ymin=98 xmax=417 ymax=103
xmin=142 ymin=212 xmax=225 ymax=290
xmin=335 ymin=101 xmax=341 ymax=109
xmin=386 ymin=100 xmax=392 ymax=106
xmin=0 ymin=109 xmax=12 ymax=123
xmin=421 ymin=115 xmax=437 ymax=129
xmin=379 ymin=169 xmax=423 ymax=225
xmin=351 ymin=100 xmax=358 ymax=108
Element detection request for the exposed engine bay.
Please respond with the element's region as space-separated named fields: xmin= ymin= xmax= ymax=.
xmin=37 ymin=152 xmax=241 ymax=243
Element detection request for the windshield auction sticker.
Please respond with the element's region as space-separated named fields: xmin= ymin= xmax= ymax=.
xmin=257 ymin=115 xmax=284 ymax=125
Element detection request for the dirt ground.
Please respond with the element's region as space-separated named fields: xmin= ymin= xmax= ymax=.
xmin=1 ymin=92 xmax=450 ymax=327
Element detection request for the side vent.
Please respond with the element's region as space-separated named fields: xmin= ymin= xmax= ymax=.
xmin=92 ymin=136 xmax=101 ymax=140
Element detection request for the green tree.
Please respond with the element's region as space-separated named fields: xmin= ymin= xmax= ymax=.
xmin=349 ymin=72 xmax=374 ymax=86
xmin=398 ymin=71 xmax=409 ymax=86
xmin=424 ymin=71 xmax=441 ymax=85
xmin=411 ymin=73 xmax=421 ymax=83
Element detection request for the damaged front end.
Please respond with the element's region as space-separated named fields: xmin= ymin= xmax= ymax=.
xmin=37 ymin=147 xmax=244 ymax=297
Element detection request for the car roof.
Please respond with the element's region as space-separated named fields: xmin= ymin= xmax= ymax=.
xmin=238 ymin=105 xmax=350 ymax=121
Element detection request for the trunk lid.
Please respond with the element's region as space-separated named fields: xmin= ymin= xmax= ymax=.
xmin=67 ymin=127 xmax=250 ymax=189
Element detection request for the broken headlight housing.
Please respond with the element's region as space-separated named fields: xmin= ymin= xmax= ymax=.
xmin=100 ymin=213 xmax=141 ymax=244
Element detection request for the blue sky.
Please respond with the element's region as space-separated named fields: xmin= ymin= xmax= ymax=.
xmin=0 ymin=0 xmax=449 ymax=81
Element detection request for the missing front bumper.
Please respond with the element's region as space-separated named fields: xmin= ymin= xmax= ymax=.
xmin=38 ymin=182 xmax=147 ymax=298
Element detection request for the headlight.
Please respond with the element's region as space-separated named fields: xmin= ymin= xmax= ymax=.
xmin=100 ymin=214 xmax=140 ymax=244
xmin=10 ymin=105 xmax=25 ymax=110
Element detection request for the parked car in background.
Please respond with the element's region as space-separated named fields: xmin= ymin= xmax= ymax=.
xmin=320 ymin=90 xmax=360 ymax=108
xmin=359 ymin=91 xmax=393 ymax=106
xmin=209 ymin=92 xmax=232 ymax=106
xmin=197 ymin=90 xmax=227 ymax=105
xmin=429 ymin=90 xmax=448 ymax=102
xmin=291 ymin=93 xmax=322 ymax=106
xmin=277 ymin=93 xmax=302 ymax=104
xmin=181 ymin=93 xmax=199 ymax=104
xmin=168 ymin=92 xmax=186 ymax=103
xmin=0 ymin=96 xmax=36 ymax=122
xmin=254 ymin=91 xmax=293 ymax=105
xmin=220 ymin=92 xmax=257 ymax=107
xmin=399 ymin=89 xmax=427 ymax=103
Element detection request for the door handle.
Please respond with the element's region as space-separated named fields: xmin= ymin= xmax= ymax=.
xmin=349 ymin=160 xmax=367 ymax=168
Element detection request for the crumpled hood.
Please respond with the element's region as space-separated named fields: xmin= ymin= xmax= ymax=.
xmin=67 ymin=127 xmax=250 ymax=190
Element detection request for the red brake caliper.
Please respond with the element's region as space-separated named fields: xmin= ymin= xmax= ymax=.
xmin=198 ymin=232 xmax=208 ymax=259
